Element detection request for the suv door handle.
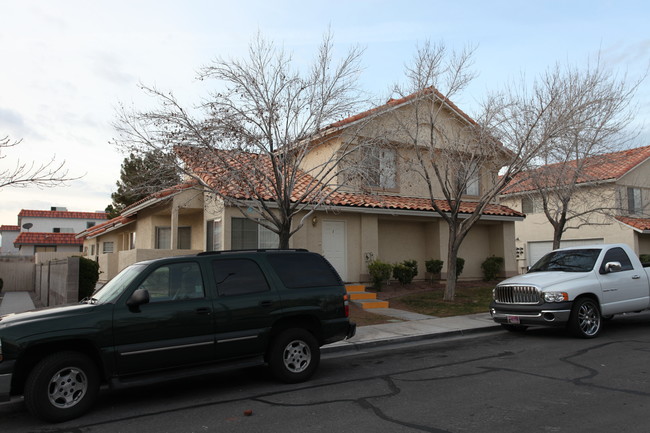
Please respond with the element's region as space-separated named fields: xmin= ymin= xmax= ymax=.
xmin=632 ymin=275 xmax=641 ymax=280
xmin=259 ymin=300 xmax=273 ymax=308
xmin=195 ymin=307 xmax=212 ymax=315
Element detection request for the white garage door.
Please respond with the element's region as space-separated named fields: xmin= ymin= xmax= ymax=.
xmin=528 ymin=238 xmax=604 ymax=267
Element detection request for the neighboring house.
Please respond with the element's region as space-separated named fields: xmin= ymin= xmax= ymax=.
xmin=9 ymin=208 xmax=107 ymax=256
xmin=80 ymin=91 xmax=524 ymax=283
xmin=0 ymin=225 xmax=20 ymax=254
xmin=500 ymin=145 xmax=650 ymax=272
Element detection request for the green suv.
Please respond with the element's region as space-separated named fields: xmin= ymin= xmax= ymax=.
xmin=0 ymin=249 xmax=356 ymax=422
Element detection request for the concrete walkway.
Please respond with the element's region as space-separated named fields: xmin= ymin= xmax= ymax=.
xmin=0 ymin=291 xmax=501 ymax=352
xmin=0 ymin=292 xmax=36 ymax=316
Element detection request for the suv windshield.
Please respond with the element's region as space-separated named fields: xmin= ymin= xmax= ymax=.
xmin=528 ymin=249 xmax=601 ymax=273
xmin=90 ymin=264 xmax=146 ymax=304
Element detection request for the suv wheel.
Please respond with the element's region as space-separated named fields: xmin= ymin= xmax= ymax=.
xmin=268 ymin=328 xmax=320 ymax=383
xmin=24 ymin=351 xmax=100 ymax=422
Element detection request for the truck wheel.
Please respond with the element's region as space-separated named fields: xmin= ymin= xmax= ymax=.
xmin=24 ymin=351 xmax=100 ymax=423
xmin=568 ymin=298 xmax=602 ymax=338
xmin=268 ymin=328 xmax=320 ymax=383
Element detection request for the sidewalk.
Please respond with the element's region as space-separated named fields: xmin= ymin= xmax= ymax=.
xmin=0 ymin=291 xmax=35 ymax=316
xmin=0 ymin=291 xmax=501 ymax=352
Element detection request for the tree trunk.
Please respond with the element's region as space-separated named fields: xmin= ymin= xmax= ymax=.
xmin=278 ymin=219 xmax=292 ymax=249
xmin=443 ymin=238 xmax=460 ymax=301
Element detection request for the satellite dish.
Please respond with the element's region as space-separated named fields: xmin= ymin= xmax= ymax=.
xmin=22 ymin=223 xmax=33 ymax=231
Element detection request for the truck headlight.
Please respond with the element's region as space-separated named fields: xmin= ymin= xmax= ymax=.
xmin=543 ymin=291 xmax=568 ymax=303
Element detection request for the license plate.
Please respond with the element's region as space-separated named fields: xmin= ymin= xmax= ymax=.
xmin=507 ymin=315 xmax=520 ymax=324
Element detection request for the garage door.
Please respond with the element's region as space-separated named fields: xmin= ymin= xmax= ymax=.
xmin=528 ymin=238 xmax=604 ymax=267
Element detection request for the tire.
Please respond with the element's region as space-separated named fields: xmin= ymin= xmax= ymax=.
xmin=501 ymin=324 xmax=527 ymax=333
xmin=568 ymin=298 xmax=602 ymax=338
xmin=268 ymin=328 xmax=320 ymax=384
xmin=24 ymin=351 xmax=100 ymax=423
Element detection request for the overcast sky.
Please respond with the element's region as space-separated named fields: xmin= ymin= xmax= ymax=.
xmin=1 ymin=0 xmax=649 ymax=226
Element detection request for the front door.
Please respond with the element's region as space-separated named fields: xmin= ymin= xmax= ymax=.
xmin=112 ymin=261 xmax=215 ymax=375
xmin=323 ymin=220 xmax=346 ymax=281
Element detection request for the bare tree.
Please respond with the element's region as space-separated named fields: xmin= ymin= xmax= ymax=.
xmin=0 ymin=135 xmax=78 ymax=190
xmin=113 ymin=31 xmax=370 ymax=248
xmin=392 ymin=42 xmax=619 ymax=300
xmin=506 ymin=61 xmax=642 ymax=249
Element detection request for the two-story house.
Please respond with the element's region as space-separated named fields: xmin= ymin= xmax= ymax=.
xmin=80 ymin=90 xmax=523 ymax=283
xmin=9 ymin=207 xmax=107 ymax=255
xmin=500 ymin=145 xmax=650 ymax=272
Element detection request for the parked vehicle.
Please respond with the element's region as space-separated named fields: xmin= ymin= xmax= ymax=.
xmin=490 ymin=244 xmax=650 ymax=338
xmin=0 ymin=249 xmax=356 ymax=422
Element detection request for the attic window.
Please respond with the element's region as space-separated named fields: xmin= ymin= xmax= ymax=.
xmin=627 ymin=187 xmax=643 ymax=215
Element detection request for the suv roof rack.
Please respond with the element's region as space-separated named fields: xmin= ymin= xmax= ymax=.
xmin=197 ymin=248 xmax=309 ymax=256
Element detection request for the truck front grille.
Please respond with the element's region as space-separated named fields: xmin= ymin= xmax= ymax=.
xmin=493 ymin=285 xmax=541 ymax=304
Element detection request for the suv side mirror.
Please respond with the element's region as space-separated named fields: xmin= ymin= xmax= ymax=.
xmin=126 ymin=289 xmax=150 ymax=312
xmin=604 ymin=261 xmax=622 ymax=273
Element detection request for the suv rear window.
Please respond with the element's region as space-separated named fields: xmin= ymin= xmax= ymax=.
xmin=267 ymin=253 xmax=342 ymax=288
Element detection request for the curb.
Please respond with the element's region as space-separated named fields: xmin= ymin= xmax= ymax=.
xmin=322 ymin=323 xmax=502 ymax=355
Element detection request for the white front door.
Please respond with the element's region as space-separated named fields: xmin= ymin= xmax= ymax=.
xmin=322 ymin=221 xmax=347 ymax=281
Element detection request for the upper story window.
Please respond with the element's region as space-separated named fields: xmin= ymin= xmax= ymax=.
xmin=627 ymin=187 xmax=643 ymax=215
xmin=522 ymin=196 xmax=543 ymax=214
xmin=459 ymin=161 xmax=480 ymax=196
xmin=367 ymin=148 xmax=397 ymax=190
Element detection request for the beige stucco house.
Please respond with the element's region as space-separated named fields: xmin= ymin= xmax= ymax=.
xmin=500 ymin=145 xmax=650 ymax=273
xmin=80 ymin=90 xmax=523 ymax=283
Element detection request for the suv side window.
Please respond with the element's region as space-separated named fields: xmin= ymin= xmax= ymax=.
xmin=138 ymin=262 xmax=205 ymax=302
xmin=601 ymin=247 xmax=634 ymax=272
xmin=267 ymin=253 xmax=342 ymax=288
xmin=212 ymin=259 xmax=270 ymax=296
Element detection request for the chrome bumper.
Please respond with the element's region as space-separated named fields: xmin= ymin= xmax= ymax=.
xmin=490 ymin=309 xmax=572 ymax=326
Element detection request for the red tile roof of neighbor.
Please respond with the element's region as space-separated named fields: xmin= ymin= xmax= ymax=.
xmin=616 ymin=216 xmax=650 ymax=232
xmin=0 ymin=225 xmax=20 ymax=231
xmin=175 ymin=146 xmax=523 ymax=218
xmin=78 ymin=215 xmax=136 ymax=239
xmin=14 ymin=232 xmax=83 ymax=246
xmin=18 ymin=210 xmax=108 ymax=220
xmin=502 ymin=145 xmax=650 ymax=195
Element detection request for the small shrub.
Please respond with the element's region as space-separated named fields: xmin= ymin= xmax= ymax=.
xmin=640 ymin=254 xmax=650 ymax=264
xmin=78 ymin=256 xmax=100 ymax=301
xmin=393 ymin=260 xmax=418 ymax=285
xmin=481 ymin=256 xmax=504 ymax=281
xmin=368 ymin=260 xmax=392 ymax=291
xmin=456 ymin=257 xmax=465 ymax=277
xmin=425 ymin=259 xmax=444 ymax=281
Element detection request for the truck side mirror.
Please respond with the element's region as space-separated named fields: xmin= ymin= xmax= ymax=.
xmin=126 ymin=289 xmax=150 ymax=312
xmin=604 ymin=262 xmax=622 ymax=273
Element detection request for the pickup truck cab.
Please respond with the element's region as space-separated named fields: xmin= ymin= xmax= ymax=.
xmin=0 ymin=249 xmax=356 ymax=422
xmin=490 ymin=243 xmax=650 ymax=339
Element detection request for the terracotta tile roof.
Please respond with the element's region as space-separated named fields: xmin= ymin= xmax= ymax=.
xmin=321 ymin=87 xmax=477 ymax=133
xmin=18 ymin=210 xmax=108 ymax=220
xmin=0 ymin=225 xmax=20 ymax=231
xmin=616 ymin=216 xmax=650 ymax=232
xmin=176 ymin=146 xmax=523 ymax=218
xmin=121 ymin=180 xmax=199 ymax=215
xmin=14 ymin=232 xmax=83 ymax=246
xmin=77 ymin=215 xmax=136 ymax=239
xmin=502 ymin=145 xmax=650 ymax=195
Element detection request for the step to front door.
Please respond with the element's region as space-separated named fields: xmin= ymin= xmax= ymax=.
xmin=346 ymin=284 xmax=390 ymax=309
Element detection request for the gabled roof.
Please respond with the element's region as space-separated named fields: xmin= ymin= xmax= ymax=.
xmin=176 ymin=146 xmax=523 ymax=219
xmin=18 ymin=210 xmax=108 ymax=220
xmin=14 ymin=232 xmax=83 ymax=246
xmin=76 ymin=215 xmax=136 ymax=239
xmin=320 ymin=87 xmax=478 ymax=134
xmin=0 ymin=225 xmax=20 ymax=232
xmin=616 ymin=216 xmax=650 ymax=233
xmin=502 ymin=145 xmax=650 ymax=195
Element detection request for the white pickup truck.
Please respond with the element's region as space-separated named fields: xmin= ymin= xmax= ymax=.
xmin=490 ymin=243 xmax=650 ymax=338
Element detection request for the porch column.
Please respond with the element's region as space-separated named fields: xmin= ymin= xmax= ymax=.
xmin=171 ymin=206 xmax=179 ymax=250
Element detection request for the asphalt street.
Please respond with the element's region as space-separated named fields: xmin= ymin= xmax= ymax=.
xmin=3 ymin=312 xmax=650 ymax=432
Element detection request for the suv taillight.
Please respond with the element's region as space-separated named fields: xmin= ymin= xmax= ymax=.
xmin=344 ymin=294 xmax=350 ymax=317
